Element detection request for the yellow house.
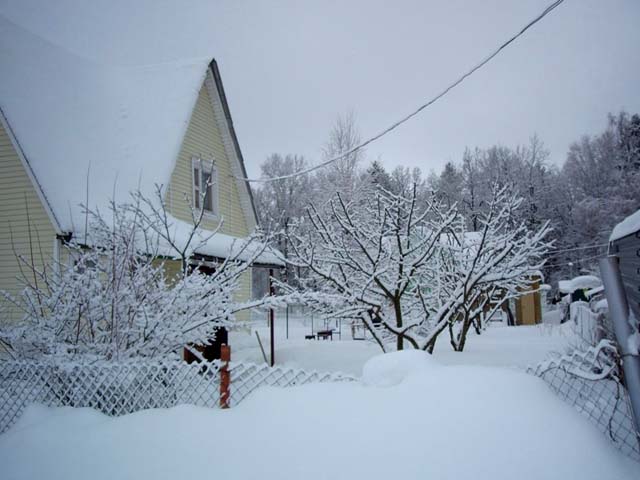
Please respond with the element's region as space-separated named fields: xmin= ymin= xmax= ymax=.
xmin=0 ymin=17 xmax=281 ymax=329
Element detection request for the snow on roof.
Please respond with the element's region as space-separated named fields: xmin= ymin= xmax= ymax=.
xmin=558 ymin=275 xmax=601 ymax=294
xmin=160 ymin=215 xmax=284 ymax=266
xmin=0 ymin=2 xmax=275 ymax=264
xmin=586 ymin=285 xmax=604 ymax=299
xmin=0 ymin=9 xmax=210 ymax=234
xmin=610 ymin=208 xmax=640 ymax=242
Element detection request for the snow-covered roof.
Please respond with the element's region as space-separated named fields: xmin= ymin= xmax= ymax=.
xmin=0 ymin=8 xmax=209 ymax=234
xmin=558 ymin=275 xmax=601 ymax=294
xmin=585 ymin=285 xmax=604 ymax=299
xmin=610 ymin=208 xmax=640 ymax=242
xmin=159 ymin=215 xmax=284 ymax=266
xmin=0 ymin=2 xmax=275 ymax=264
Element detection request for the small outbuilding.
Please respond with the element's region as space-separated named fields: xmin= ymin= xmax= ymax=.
xmin=514 ymin=276 xmax=543 ymax=326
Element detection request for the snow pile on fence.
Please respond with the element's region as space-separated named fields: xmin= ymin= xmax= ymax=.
xmin=1 ymin=351 xmax=637 ymax=480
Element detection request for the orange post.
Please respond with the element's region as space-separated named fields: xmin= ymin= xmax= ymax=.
xmin=220 ymin=344 xmax=231 ymax=409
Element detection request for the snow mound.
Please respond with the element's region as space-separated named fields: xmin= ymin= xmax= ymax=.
xmin=559 ymin=275 xmax=601 ymax=294
xmin=594 ymin=299 xmax=608 ymax=312
xmin=362 ymin=350 xmax=437 ymax=387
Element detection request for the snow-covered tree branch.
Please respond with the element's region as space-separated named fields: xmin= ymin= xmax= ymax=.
xmin=276 ymin=183 xmax=550 ymax=353
xmin=0 ymin=186 xmax=270 ymax=362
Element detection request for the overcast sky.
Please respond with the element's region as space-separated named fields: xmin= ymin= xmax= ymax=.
xmin=206 ymin=0 xmax=640 ymax=179
xmin=2 ymin=0 xmax=639 ymax=181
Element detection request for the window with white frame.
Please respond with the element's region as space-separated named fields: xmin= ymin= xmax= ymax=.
xmin=192 ymin=158 xmax=217 ymax=216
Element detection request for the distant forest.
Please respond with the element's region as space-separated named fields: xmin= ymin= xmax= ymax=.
xmin=254 ymin=111 xmax=640 ymax=290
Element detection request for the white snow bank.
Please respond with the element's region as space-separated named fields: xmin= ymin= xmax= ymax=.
xmin=594 ymin=299 xmax=608 ymax=312
xmin=610 ymin=208 xmax=640 ymax=242
xmin=1 ymin=362 xmax=637 ymax=480
xmin=362 ymin=350 xmax=436 ymax=386
xmin=559 ymin=275 xmax=601 ymax=294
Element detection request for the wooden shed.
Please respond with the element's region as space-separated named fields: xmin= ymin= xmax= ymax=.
xmin=515 ymin=277 xmax=542 ymax=326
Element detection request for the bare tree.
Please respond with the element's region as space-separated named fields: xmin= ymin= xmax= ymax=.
xmin=315 ymin=111 xmax=365 ymax=204
xmin=276 ymin=184 xmax=550 ymax=353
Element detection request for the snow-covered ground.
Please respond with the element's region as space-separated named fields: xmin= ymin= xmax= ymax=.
xmin=230 ymin=311 xmax=575 ymax=375
xmin=1 ymin=350 xmax=636 ymax=480
xmin=3 ymin=309 xmax=632 ymax=479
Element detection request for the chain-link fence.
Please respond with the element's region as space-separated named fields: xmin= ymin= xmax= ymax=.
xmin=0 ymin=358 xmax=356 ymax=434
xmin=528 ymin=324 xmax=640 ymax=461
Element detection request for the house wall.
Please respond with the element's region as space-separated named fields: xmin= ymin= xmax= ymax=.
xmin=166 ymin=74 xmax=250 ymax=239
xmin=165 ymin=71 xmax=256 ymax=317
xmin=153 ymin=258 xmax=253 ymax=323
xmin=235 ymin=269 xmax=252 ymax=322
xmin=0 ymin=122 xmax=57 ymax=325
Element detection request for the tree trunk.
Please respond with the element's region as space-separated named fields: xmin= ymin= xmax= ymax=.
xmin=394 ymin=299 xmax=404 ymax=351
xmin=456 ymin=316 xmax=473 ymax=352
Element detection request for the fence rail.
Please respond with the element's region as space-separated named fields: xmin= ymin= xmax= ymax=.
xmin=0 ymin=358 xmax=356 ymax=434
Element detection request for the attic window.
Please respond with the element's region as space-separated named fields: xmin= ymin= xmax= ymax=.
xmin=192 ymin=158 xmax=217 ymax=216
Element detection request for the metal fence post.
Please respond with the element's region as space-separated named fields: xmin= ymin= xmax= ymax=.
xmin=599 ymin=256 xmax=640 ymax=435
xmin=269 ymin=268 xmax=275 ymax=367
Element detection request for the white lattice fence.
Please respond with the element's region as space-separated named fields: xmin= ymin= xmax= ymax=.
xmin=0 ymin=359 xmax=356 ymax=434
xmin=528 ymin=341 xmax=640 ymax=461
xmin=228 ymin=362 xmax=356 ymax=406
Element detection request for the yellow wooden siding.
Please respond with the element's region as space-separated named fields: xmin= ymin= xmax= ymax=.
xmin=166 ymin=78 xmax=249 ymax=239
xmin=153 ymin=258 xmax=253 ymax=320
xmin=153 ymin=258 xmax=183 ymax=285
xmin=0 ymin=122 xmax=56 ymax=324
xmin=234 ymin=269 xmax=253 ymax=322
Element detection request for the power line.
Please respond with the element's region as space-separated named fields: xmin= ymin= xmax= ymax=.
xmin=241 ymin=0 xmax=567 ymax=183
xmin=546 ymin=243 xmax=608 ymax=254
xmin=544 ymin=253 xmax=604 ymax=268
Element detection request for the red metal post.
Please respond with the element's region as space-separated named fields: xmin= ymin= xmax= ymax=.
xmin=219 ymin=344 xmax=231 ymax=408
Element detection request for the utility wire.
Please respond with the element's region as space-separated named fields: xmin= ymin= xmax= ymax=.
xmin=241 ymin=0 xmax=567 ymax=183
xmin=544 ymin=253 xmax=604 ymax=268
xmin=546 ymin=243 xmax=608 ymax=254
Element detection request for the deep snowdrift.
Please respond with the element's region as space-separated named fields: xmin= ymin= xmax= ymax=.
xmin=0 ymin=352 xmax=636 ymax=480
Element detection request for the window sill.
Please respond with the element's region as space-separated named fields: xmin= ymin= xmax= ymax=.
xmin=201 ymin=210 xmax=220 ymax=222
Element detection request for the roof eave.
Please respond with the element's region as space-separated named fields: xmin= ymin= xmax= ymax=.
xmin=208 ymin=59 xmax=260 ymax=229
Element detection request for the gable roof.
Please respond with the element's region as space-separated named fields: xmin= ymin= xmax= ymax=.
xmin=0 ymin=12 xmax=259 ymax=232
xmin=0 ymin=14 xmax=201 ymax=233
xmin=0 ymin=5 xmax=274 ymax=263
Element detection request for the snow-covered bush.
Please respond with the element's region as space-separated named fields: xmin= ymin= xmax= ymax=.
xmin=0 ymin=187 xmax=268 ymax=362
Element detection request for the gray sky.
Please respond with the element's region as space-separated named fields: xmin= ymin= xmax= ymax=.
xmin=2 ymin=0 xmax=639 ymax=181
xmin=207 ymin=0 xmax=640 ymax=179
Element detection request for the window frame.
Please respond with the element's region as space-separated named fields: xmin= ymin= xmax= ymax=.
xmin=191 ymin=157 xmax=219 ymax=219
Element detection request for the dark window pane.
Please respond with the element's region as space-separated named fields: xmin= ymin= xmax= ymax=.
xmin=204 ymin=183 xmax=213 ymax=211
xmin=202 ymin=172 xmax=213 ymax=212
